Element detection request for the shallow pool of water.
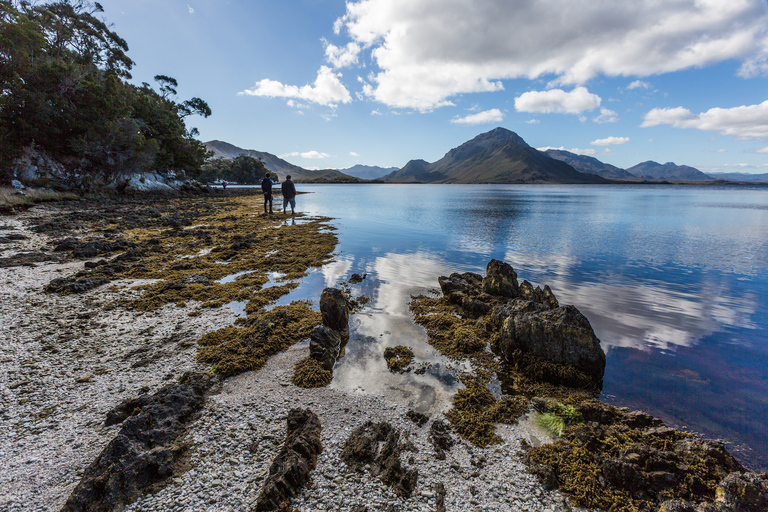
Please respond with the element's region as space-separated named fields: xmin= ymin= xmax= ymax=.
xmin=257 ymin=183 xmax=768 ymax=470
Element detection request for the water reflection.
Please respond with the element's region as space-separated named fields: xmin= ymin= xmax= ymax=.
xmin=281 ymin=184 xmax=768 ymax=470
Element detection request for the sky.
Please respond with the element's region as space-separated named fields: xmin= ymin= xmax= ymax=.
xmin=97 ymin=0 xmax=768 ymax=174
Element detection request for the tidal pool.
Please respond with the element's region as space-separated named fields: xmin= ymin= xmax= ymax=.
xmin=260 ymin=183 xmax=768 ymax=471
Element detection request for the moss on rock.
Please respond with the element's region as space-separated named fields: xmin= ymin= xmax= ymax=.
xmin=291 ymin=357 xmax=332 ymax=388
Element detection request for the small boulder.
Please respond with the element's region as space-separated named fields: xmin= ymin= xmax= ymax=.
xmin=481 ymin=259 xmax=519 ymax=298
xmin=309 ymin=325 xmax=342 ymax=371
xmin=320 ymin=287 xmax=349 ymax=331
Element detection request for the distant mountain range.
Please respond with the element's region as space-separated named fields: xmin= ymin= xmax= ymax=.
xmin=204 ymin=140 xmax=358 ymax=182
xmin=382 ymin=128 xmax=606 ymax=184
xmin=339 ymin=164 xmax=398 ymax=180
xmin=543 ymin=149 xmax=636 ymax=180
xmin=206 ymin=131 xmax=768 ymax=185
xmin=704 ymin=172 xmax=768 ymax=183
xmin=626 ymin=161 xmax=713 ymax=182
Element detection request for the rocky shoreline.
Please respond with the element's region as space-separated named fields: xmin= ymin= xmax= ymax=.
xmin=1 ymin=192 xmax=765 ymax=512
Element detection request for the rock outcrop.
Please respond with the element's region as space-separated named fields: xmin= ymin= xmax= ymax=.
xmin=437 ymin=259 xmax=605 ymax=386
xmin=254 ymin=408 xmax=322 ymax=512
xmin=307 ymin=287 xmax=349 ymax=374
xmin=63 ymin=372 xmax=218 ymax=512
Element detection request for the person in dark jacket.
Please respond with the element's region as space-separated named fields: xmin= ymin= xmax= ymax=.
xmin=281 ymin=175 xmax=296 ymax=215
xmin=261 ymin=174 xmax=274 ymax=214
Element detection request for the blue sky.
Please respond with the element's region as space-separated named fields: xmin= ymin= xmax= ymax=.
xmin=99 ymin=0 xmax=768 ymax=174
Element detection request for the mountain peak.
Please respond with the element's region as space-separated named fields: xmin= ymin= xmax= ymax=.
xmin=470 ymin=127 xmax=529 ymax=148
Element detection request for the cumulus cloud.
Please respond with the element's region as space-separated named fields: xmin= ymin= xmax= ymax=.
xmin=450 ymin=108 xmax=504 ymax=125
xmin=627 ymin=80 xmax=651 ymax=90
xmin=757 ymin=146 xmax=768 ymax=153
xmin=515 ymin=87 xmax=601 ymax=114
xmin=350 ymin=151 xmax=359 ymax=156
xmin=323 ymin=40 xmax=362 ymax=68
xmin=239 ymin=66 xmax=352 ymax=107
xmin=301 ymin=151 xmax=331 ymax=159
xmin=538 ymin=146 xmax=597 ymax=156
xmin=641 ymin=101 xmax=768 ymax=139
xmin=332 ymin=0 xmax=768 ymax=110
xmin=593 ymin=108 xmax=618 ymax=124
xmin=187 ymin=4 xmax=194 ymax=14
xmin=526 ymin=119 xmax=540 ymax=124
xmin=591 ymin=136 xmax=629 ymax=146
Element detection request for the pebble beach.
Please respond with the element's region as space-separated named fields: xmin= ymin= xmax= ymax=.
xmin=0 ymin=199 xmax=569 ymax=512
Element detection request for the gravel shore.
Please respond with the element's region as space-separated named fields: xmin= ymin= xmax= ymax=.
xmin=1 ymin=203 xmax=570 ymax=512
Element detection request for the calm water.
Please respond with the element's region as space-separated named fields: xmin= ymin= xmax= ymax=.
xmin=262 ymin=183 xmax=768 ymax=471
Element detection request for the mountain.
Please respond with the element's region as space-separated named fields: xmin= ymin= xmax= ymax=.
xmin=204 ymin=140 xmax=358 ymax=182
xmin=626 ymin=161 xmax=714 ymax=182
xmin=544 ymin=149 xmax=636 ymax=180
xmin=706 ymin=172 xmax=768 ymax=183
xmin=382 ymin=128 xmax=606 ymax=184
xmin=338 ymin=164 xmax=398 ymax=180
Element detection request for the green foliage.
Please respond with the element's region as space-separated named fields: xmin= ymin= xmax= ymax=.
xmin=198 ymin=155 xmax=269 ymax=185
xmin=0 ymin=0 xmax=211 ymax=187
xmin=534 ymin=401 xmax=584 ymax=437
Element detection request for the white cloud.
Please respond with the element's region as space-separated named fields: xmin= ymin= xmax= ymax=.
xmin=323 ymin=40 xmax=362 ymax=68
xmin=757 ymin=146 xmax=768 ymax=153
xmin=239 ymin=66 xmax=352 ymax=107
xmin=187 ymin=4 xmax=194 ymax=14
xmin=300 ymin=151 xmax=331 ymax=159
xmin=591 ymin=136 xmax=629 ymax=146
xmin=641 ymin=101 xmax=768 ymax=139
xmin=450 ymin=108 xmax=504 ymax=125
xmin=525 ymin=119 xmax=540 ymax=124
xmin=332 ymin=0 xmax=768 ymax=110
xmin=538 ymin=146 xmax=597 ymax=156
xmin=371 ymin=109 xmax=382 ymax=115
xmin=515 ymin=87 xmax=601 ymax=114
xmin=627 ymin=80 xmax=651 ymax=90
xmin=280 ymin=152 xmax=300 ymax=158
xmin=593 ymin=107 xmax=618 ymax=124
xmin=286 ymin=100 xmax=311 ymax=109
xmin=350 ymin=151 xmax=359 ymax=156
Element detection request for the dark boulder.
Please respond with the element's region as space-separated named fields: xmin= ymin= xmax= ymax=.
xmin=341 ymin=421 xmax=418 ymax=497
xmin=254 ymin=408 xmax=322 ymax=512
xmin=438 ymin=272 xmax=483 ymax=296
xmin=320 ymin=287 xmax=349 ymax=331
xmin=498 ymin=304 xmax=606 ymax=384
xmin=481 ymin=259 xmax=519 ymax=298
xmin=429 ymin=420 xmax=455 ymax=460
xmin=63 ymin=372 xmax=218 ymax=512
xmin=309 ymin=325 xmax=342 ymax=371
xmin=45 ymin=276 xmax=109 ymax=294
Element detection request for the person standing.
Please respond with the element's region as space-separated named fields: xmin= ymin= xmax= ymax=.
xmin=261 ymin=174 xmax=274 ymax=214
xmin=281 ymin=174 xmax=296 ymax=215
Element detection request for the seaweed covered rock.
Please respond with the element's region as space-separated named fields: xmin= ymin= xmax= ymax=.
xmin=524 ymin=402 xmax=751 ymax=512
xmin=254 ymin=408 xmax=322 ymax=512
xmin=383 ymin=345 xmax=414 ymax=373
xmin=340 ymin=421 xmax=418 ymax=497
xmin=481 ymin=259 xmax=519 ymax=298
xmin=497 ymin=304 xmax=606 ymax=384
xmin=291 ymin=357 xmax=332 ymax=388
xmin=320 ymin=287 xmax=349 ymax=332
xmin=63 ymin=372 xmax=218 ymax=512
xmin=309 ymin=325 xmax=342 ymax=371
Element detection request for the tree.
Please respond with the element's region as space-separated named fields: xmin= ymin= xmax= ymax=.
xmin=0 ymin=0 xmax=211 ymax=188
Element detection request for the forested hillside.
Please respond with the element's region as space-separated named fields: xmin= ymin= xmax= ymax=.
xmin=0 ymin=0 xmax=211 ymax=188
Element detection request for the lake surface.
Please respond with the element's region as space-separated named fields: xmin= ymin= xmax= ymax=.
xmin=263 ymin=183 xmax=768 ymax=471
